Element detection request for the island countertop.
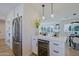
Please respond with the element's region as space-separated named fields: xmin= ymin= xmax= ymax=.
xmin=33 ymin=35 xmax=67 ymax=43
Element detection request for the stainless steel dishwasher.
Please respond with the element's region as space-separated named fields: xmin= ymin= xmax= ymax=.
xmin=38 ymin=39 xmax=49 ymax=56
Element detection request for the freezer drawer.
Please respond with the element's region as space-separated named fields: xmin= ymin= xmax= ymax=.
xmin=13 ymin=40 xmax=22 ymax=56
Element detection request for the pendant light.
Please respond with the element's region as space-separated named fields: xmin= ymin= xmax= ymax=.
xmin=42 ymin=4 xmax=45 ymax=20
xmin=51 ymin=3 xmax=54 ymax=18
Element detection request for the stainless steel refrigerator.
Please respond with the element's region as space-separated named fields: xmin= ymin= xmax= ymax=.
xmin=12 ymin=16 xmax=22 ymax=56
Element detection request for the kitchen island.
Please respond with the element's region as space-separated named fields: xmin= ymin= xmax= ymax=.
xmin=32 ymin=35 xmax=79 ymax=56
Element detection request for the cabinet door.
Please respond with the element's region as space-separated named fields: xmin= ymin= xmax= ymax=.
xmin=50 ymin=40 xmax=65 ymax=56
xmin=32 ymin=39 xmax=38 ymax=55
xmin=50 ymin=41 xmax=53 ymax=56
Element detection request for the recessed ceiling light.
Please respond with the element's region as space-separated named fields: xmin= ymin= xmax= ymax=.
xmin=73 ymin=13 xmax=77 ymax=16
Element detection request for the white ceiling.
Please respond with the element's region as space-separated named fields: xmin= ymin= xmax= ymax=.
xmin=0 ymin=3 xmax=20 ymax=20
xmin=41 ymin=3 xmax=79 ymax=22
xmin=54 ymin=3 xmax=79 ymax=20
xmin=0 ymin=3 xmax=79 ymax=21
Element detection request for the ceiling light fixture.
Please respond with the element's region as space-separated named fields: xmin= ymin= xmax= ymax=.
xmin=42 ymin=4 xmax=45 ymax=20
xmin=51 ymin=3 xmax=54 ymax=18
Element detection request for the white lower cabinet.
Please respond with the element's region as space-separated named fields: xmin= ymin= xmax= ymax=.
xmin=32 ymin=37 xmax=66 ymax=56
xmin=50 ymin=40 xmax=66 ymax=56
xmin=32 ymin=38 xmax=38 ymax=55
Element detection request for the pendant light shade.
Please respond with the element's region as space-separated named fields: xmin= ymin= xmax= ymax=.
xmin=42 ymin=4 xmax=45 ymax=20
xmin=42 ymin=16 xmax=45 ymax=20
xmin=51 ymin=3 xmax=54 ymax=18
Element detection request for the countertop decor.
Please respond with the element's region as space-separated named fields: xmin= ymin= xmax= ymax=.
xmin=34 ymin=18 xmax=41 ymax=35
xmin=34 ymin=18 xmax=40 ymax=29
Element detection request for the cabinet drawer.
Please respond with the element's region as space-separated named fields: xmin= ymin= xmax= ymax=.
xmin=52 ymin=41 xmax=65 ymax=48
xmin=53 ymin=50 xmax=62 ymax=56
xmin=53 ymin=49 xmax=60 ymax=56
xmin=52 ymin=49 xmax=65 ymax=56
xmin=52 ymin=47 xmax=65 ymax=56
xmin=50 ymin=40 xmax=66 ymax=56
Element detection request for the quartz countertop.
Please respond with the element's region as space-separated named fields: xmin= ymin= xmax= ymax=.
xmin=33 ymin=35 xmax=67 ymax=42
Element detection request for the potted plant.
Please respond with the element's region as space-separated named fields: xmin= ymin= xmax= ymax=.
xmin=34 ymin=18 xmax=41 ymax=35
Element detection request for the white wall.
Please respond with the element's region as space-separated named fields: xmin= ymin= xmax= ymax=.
xmin=22 ymin=4 xmax=42 ymax=55
xmin=5 ymin=9 xmax=15 ymax=49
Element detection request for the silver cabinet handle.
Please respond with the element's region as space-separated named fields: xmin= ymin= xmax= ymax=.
xmin=33 ymin=39 xmax=35 ymax=40
xmin=53 ymin=50 xmax=59 ymax=53
xmin=53 ymin=43 xmax=59 ymax=46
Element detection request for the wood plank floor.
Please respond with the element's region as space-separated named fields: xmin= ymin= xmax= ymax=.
xmin=0 ymin=39 xmax=14 ymax=56
xmin=66 ymin=46 xmax=79 ymax=56
xmin=0 ymin=39 xmax=79 ymax=56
